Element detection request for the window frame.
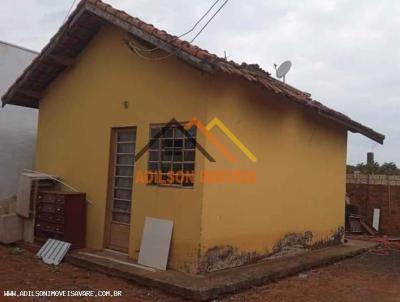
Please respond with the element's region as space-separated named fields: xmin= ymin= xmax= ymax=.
xmin=147 ymin=122 xmax=196 ymax=188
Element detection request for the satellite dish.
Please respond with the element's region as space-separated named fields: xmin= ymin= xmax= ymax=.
xmin=274 ymin=60 xmax=292 ymax=83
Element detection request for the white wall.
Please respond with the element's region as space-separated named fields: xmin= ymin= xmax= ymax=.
xmin=0 ymin=41 xmax=38 ymax=199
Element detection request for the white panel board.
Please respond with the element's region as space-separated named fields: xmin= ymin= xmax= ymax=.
xmin=23 ymin=218 xmax=35 ymax=243
xmin=16 ymin=174 xmax=33 ymax=218
xmin=138 ymin=217 xmax=173 ymax=270
xmin=373 ymin=208 xmax=380 ymax=231
xmin=0 ymin=213 xmax=23 ymax=244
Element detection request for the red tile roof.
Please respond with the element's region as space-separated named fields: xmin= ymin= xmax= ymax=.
xmin=1 ymin=0 xmax=384 ymax=143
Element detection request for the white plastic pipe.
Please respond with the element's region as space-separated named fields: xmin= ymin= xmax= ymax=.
xmin=22 ymin=169 xmax=93 ymax=205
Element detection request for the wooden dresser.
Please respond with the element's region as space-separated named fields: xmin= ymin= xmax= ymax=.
xmin=35 ymin=191 xmax=86 ymax=249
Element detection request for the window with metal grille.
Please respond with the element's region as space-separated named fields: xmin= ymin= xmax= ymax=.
xmin=148 ymin=123 xmax=196 ymax=187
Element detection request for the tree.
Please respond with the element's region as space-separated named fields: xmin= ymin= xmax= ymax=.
xmin=379 ymin=162 xmax=400 ymax=175
xmin=347 ymin=161 xmax=400 ymax=175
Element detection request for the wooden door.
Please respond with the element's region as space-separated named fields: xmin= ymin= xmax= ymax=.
xmin=105 ymin=128 xmax=136 ymax=252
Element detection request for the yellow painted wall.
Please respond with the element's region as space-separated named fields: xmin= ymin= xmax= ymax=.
xmin=36 ymin=25 xmax=211 ymax=273
xmin=200 ymin=74 xmax=347 ymax=265
xmin=35 ymin=24 xmax=347 ymax=274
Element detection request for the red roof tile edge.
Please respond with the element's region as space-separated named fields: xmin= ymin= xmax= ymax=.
xmin=1 ymin=0 xmax=384 ymax=144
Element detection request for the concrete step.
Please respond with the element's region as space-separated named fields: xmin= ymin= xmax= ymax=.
xmin=66 ymin=240 xmax=378 ymax=301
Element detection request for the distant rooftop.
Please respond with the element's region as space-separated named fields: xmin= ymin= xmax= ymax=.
xmin=0 ymin=40 xmax=39 ymax=55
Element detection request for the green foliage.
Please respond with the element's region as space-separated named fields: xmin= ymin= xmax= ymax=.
xmin=347 ymin=161 xmax=400 ymax=175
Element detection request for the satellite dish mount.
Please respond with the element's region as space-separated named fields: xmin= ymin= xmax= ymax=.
xmin=274 ymin=60 xmax=292 ymax=83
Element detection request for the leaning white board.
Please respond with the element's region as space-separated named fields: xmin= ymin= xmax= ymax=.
xmin=138 ymin=217 xmax=173 ymax=270
xmin=36 ymin=239 xmax=71 ymax=265
xmin=373 ymin=208 xmax=380 ymax=231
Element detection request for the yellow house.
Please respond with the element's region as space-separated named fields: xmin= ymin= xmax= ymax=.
xmin=2 ymin=0 xmax=384 ymax=274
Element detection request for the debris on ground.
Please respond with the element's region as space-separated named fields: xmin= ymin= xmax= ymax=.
xmin=346 ymin=234 xmax=400 ymax=251
xmin=298 ymin=273 xmax=308 ymax=279
xmin=9 ymin=247 xmax=24 ymax=255
xmin=374 ymin=236 xmax=400 ymax=250
xmin=49 ymin=264 xmax=60 ymax=273
xmin=267 ymin=246 xmax=308 ymax=259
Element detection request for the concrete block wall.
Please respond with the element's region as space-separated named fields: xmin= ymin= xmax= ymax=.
xmin=347 ymin=173 xmax=400 ymax=236
xmin=347 ymin=174 xmax=400 ymax=186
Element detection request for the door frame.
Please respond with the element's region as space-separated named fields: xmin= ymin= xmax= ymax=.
xmin=103 ymin=126 xmax=137 ymax=252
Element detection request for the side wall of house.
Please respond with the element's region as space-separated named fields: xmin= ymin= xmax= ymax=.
xmin=0 ymin=43 xmax=37 ymax=200
xmin=35 ymin=26 xmax=210 ymax=273
xmin=199 ymin=74 xmax=348 ymax=272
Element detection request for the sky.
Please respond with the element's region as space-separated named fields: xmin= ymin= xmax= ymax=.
xmin=1 ymin=0 xmax=399 ymax=165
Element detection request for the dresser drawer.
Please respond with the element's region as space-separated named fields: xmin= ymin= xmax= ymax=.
xmin=36 ymin=221 xmax=55 ymax=233
xmin=55 ymin=195 xmax=65 ymax=203
xmin=38 ymin=203 xmax=64 ymax=214
xmin=37 ymin=212 xmax=64 ymax=224
xmin=37 ymin=193 xmax=65 ymax=205
xmin=37 ymin=193 xmax=56 ymax=203
xmin=38 ymin=203 xmax=55 ymax=213
xmin=54 ymin=224 xmax=64 ymax=234
xmin=54 ymin=204 xmax=64 ymax=214
xmin=35 ymin=190 xmax=86 ymax=249
xmin=36 ymin=221 xmax=64 ymax=234
xmin=53 ymin=214 xmax=64 ymax=224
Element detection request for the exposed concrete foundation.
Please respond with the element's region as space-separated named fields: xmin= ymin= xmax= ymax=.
xmin=199 ymin=226 xmax=344 ymax=274
xmin=199 ymin=246 xmax=262 ymax=273
xmin=198 ymin=227 xmax=345 ymax=273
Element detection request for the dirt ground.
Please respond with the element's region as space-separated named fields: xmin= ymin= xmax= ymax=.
xmin=0 ymin=244 xmax=399 ymax=302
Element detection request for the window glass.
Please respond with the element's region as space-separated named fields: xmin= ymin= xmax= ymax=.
xmin=148 ymin=123 xmax=196 ymax=187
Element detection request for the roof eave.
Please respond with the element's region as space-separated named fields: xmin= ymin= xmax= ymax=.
xmin=1 ymin=0 xmax=215 ymax=109
xmin=84 ymin=3 xmax=215 ymax=73
xmin=318 ymin=111 xmax=385 ymax=144
xmin=1 ymin=2 xmax=89 ymax=109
